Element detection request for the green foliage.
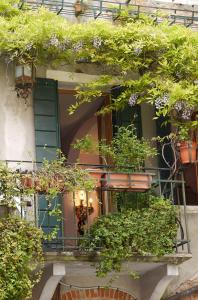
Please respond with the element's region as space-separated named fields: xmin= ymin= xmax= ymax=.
xmin=73 ymin=134 xmax=96 ymax=153
xmin=83 ymin=197 xmax=177 ymax=277
xmin=0 ymin=0 xmax=20 ymax=17
xmin=35 ymin=152 xmax=95 ymax=195
xmin=74 ymin=125 xmax=157 ymax=170
xmin=0 ymin=216 xmax=43 ymax=300
xmin=0 ymin=162 xmax=31 ymax=209
xmin=0 ymin=152 xmax=95 ymax=239
xmin=108 ymin=126 xmax=157 ymax=170
xmin=0 ymin=4 xmax=196 ymax=124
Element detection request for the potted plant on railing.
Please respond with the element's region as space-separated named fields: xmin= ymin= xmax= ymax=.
xmin=73 ymin=125 xmax=157 ymax=191
xmin=177 ymin=124 xmax=197 ymax=164
xmin=20 ymin=152 xmax=95 ymax=195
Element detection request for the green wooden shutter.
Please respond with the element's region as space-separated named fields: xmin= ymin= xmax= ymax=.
xmin=34 ymin=78 xmax=60 ymax=162
xmin=34 ymin=78 xmax=62 ymax=249
xmin=112 ymin=87 xmax=142 ymax=138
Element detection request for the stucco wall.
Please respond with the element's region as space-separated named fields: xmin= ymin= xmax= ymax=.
xmin=165 ymin=207 xmax=198 ymax=297
xmin=0 ymin=61 xmax=35 ymax=165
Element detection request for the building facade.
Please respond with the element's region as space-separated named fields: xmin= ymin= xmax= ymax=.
xmin=0 ymin=1 xmax=198 ymax=299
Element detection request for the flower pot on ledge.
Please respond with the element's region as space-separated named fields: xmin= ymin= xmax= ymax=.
xmin=101 ymin=172 xmax=154 ymax=192
xmin=178 ymin=141 xmax=197 ymax=164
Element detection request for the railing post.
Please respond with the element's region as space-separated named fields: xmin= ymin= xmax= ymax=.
xmin=181 ymin=171 xmax=191 ymax=253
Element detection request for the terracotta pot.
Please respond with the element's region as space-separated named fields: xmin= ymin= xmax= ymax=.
xmin=87 ymin=169 xmax=104 ymax=188
xmin=101 ymin=172 xmax=153 ymax=192
xmin=49 ymin=175 xmax=65 ymax=192
xmin=21 ymin=175 xmax=34 ymax=189
xmin=179 ymin=141 xmax=197 ymax=164
xmin=15 ymin=75 xmax=33 ymax=86
xmin=34 ymin=178 xmax=43 ymax=192
xmin=74 ymin=2 xmax=87 ymax=16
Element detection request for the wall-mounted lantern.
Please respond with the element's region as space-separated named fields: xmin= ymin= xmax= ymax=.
xmin=15 ymin=65 xmax=34 ymax=102
xmin=75 ymin=190 xmax=94 ymax=235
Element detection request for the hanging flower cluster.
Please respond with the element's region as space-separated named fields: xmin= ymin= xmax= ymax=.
xmin=154 ymin=94 xmax=169 ymax=110
xmin=134 ymin=47 xmax=142 ymax=56
xmin=128 ymin=94 xmax=138 ymax=107
xmin=174 ymin=101 xmax=195 ymax=120
xmin=0 ymin=2 xmax=197 ymax=126
xmin=73 ymin=41 xmax=84 ymax=52
xmin=48 ymin=34 xmax=60 ymax=47
xmin=93 ymin=37 xmax=103 ymax=49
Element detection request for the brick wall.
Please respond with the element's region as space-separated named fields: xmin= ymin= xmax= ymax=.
xmin=61 ymin=288 xmax=136 ymax=300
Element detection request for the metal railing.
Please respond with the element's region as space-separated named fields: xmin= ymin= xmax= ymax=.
xmin=0 ymin=160 xmax=191 ymax=254
xmin=19 ymin=0 xmax=198 ymax=28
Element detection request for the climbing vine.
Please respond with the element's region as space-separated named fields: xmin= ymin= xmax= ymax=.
xmin=0 ymin=216 xmax=43 ymax=300
xmin=0 ymin=156 xmax=95 ymax=299
xmin=0 ymin=0 xmax=197 ymax=132
xmin=82 ymin=197 xmax=178 ymax=277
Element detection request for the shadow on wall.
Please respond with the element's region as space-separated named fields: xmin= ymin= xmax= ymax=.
xmin=59 ymin=92 xmax=104 ymax=163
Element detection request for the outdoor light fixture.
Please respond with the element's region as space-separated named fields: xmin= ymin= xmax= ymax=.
xmin=75 ymin=190 xmax=94 ymax=235
xmin=15 ymin=64 xmax=34 ymax=102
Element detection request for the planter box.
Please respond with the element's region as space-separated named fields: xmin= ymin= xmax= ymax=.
xmin=101 ymin=172 xmax=153 ymax=192
xmin=87 ymin=169 xmax=104 ymax=188
xmin=21 ymin=174 xmax=65 ymax=193
xmin=179 ymin=141 xmax=197 ymax=164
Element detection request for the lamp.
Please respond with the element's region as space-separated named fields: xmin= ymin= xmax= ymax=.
xmin=15 ymin=64 xmax=34 ymax=102
xmin=75 ymin=191 xmax=94 ymax=235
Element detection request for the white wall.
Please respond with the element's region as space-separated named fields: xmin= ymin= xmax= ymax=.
xmin=0 ymin=61 xmax=36 ymax=165
xmin=141 ymin=103 xmax=158 ymax=168
xmin=166 ymin=207 xmax=198 ymax=297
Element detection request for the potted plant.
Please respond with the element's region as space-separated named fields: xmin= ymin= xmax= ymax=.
xmin=177 ymin=125 xmax=197 ymax=164
xmin=74 ymin=0 xmax=88 ymax=17
xmin=73 ymin=135 xmax=105 ymax=188
xmin=99 ymin=126 xmax=156 ymax=191
xmin=21 ymin=172 xmax=34 ymax=189
xmin=73 ymin=125 xmax=157 ymax=191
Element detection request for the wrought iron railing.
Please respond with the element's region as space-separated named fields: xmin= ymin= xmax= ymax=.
xmin=19 ymin=0 xmax=198 ymax=28
xmin=1 ymin=160 xmax=191 ymax=255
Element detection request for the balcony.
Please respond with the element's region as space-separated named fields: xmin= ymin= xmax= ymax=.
xmin=19 ymin=0 xmax=198 ymax=29
xmin=2 ymin=160 xmax=191 ymax=260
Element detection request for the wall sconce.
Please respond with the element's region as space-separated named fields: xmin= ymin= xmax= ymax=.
xmin=15 ymin=65 xmax=34 ymax=102
xmin=75 ymin=191 xmax=94 ymax=235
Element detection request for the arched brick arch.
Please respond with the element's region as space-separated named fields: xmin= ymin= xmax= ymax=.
xmin=61 ymin=288 xmax=136 ymax=300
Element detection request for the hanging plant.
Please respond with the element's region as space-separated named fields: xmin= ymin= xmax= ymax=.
xmin=81 ymin=196 xmax=178 ymax=277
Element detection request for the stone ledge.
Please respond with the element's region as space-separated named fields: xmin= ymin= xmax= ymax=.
xmin=44 ymin=252 xmax=192 ymax=265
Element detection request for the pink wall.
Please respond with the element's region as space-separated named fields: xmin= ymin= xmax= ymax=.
xmin=59 ymin=92 xmax=103 ymax=240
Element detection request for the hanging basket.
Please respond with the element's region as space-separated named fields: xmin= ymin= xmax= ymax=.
xmin=179 ymin=141 xmax=197 ymax=164
xmin=101 ymin=172 xmax=154 ymax=192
